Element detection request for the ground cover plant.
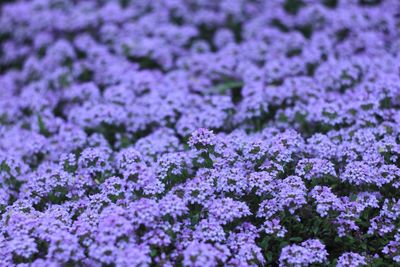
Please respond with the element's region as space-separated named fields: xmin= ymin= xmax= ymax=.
xmin=1 ymin=0 xmax=400 ymax=266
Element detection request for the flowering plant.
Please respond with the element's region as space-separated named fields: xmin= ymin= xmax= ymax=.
xmin=1 ymin=0 xmax=400 ymax=266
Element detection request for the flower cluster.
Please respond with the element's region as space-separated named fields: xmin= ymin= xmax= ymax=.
xmin=1 ymin=0 xmax=400 ymax=266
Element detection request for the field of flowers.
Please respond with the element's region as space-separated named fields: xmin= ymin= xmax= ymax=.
xmin=1 ymin=0 xmax=400 ymax=266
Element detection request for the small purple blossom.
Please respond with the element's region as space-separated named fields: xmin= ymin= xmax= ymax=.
xmin=336 ymin=252 xmax=367 ymax=267
xmin=279 ymin=239 xmax=328 ymax=267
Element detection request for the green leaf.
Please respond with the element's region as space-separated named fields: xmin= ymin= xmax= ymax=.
xmin=212 ymin=81 xmax=243 ymax=94
xmin=289 ymin=236 xmax=303 ymax=242
xmin=265 ymin=251 xmax=273 ymax=262
xmin=150 ymin=248 xmax=158 ymax=257
xmin=259 ymin=237 xmax=270 ymax=249
xmin=190 ymin=213 xmax=200 ymax=226
xmin=38 ymin=114 xmax=50 ymax=137
xmin=349 ymin=193 xmax=358 ymax=201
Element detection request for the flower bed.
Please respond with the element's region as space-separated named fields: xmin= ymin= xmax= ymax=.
xmin=1 ymin=0 xmax=400 ymax=266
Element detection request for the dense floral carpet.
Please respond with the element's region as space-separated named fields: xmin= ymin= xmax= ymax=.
xmin=1 ymin=0 xmax=400 ymax=266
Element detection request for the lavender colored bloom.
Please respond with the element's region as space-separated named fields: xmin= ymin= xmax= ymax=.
xmin=262 ymin=218 xmax=287 ymax=238
xmin=207 ymin=197 xmax=251 ymax=225
xmin=310 ymin=186 xmax=341 ymax=217
xmin=182 ymin=242 xmax=229 ymax=267
xmin=336 ymin=252 xmax=367 ymax=267
xmin=296 ymin=158 xmax=336 ymax=180
xmin=279 ymin=239 xmax=328 ymax=267
xmin=188 ymin=128 xmax=217 ymax=150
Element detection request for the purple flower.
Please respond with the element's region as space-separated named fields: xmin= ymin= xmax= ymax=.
xmin=337 ymin=252 xmax=367 ymax=267
xmin=279 ymin=239 xmax=328 ymax=267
